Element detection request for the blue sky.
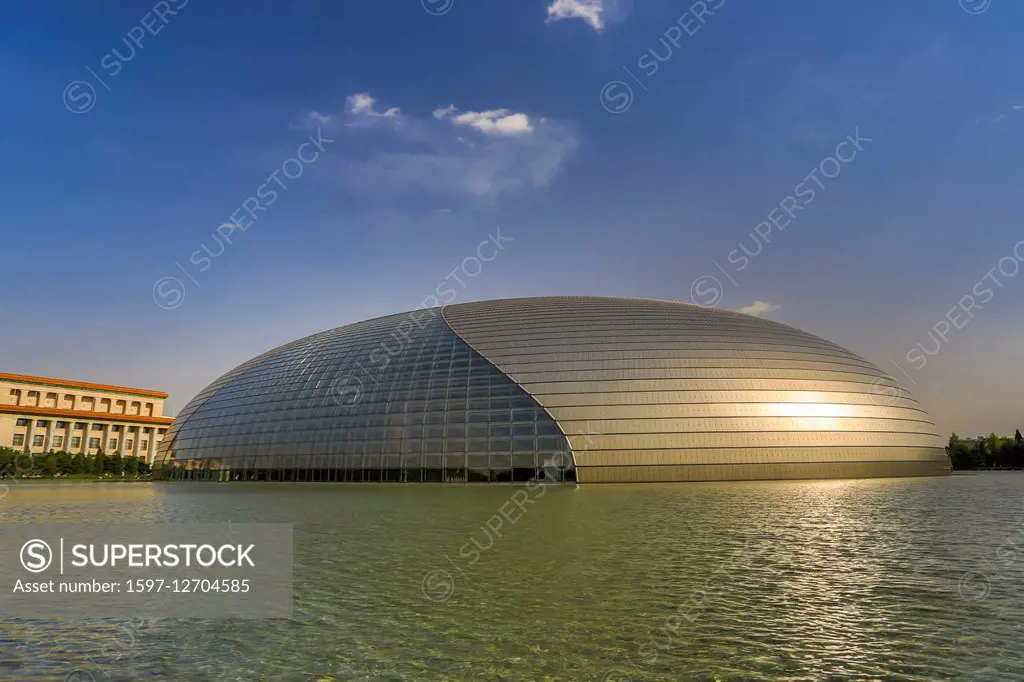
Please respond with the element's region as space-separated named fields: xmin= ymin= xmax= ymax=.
xmin=1 ymin=0 xmax=1022 ymax=436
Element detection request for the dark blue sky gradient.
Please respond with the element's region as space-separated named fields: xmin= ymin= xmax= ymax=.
xmin=1 ymin=0 xmax=1021 ymax=436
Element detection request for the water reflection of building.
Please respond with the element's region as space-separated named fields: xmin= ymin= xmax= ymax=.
xmin=1 ymin=373 xmax=172 ymax=462
xmin=155 ymin=297 xmax=951 ymax=482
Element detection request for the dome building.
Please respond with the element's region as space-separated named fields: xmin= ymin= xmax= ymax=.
xmin=155 ymin=297 xmax=950 ymax=483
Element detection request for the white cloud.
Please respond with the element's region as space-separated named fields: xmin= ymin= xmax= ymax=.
xmin=305 ymin=111 xmax=333 ymax=126
xmin=434 ymin=106 xmax=534 ymax=136
xmin=736 ymin=301 xmax=781 ymax=317
xmin=546 ymin=0 xmax=604 ymax=32
xmin=432 ymin=104 xmax=457 ymax=120
xmin=346 ymin=93 xmax=401 ymax=119
xmin=302 ymin=93 xmax=578 ymax=202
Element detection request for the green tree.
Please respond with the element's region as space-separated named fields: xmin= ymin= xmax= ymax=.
xmin=0 ymin=448 xmax=18 ymax=478
xmin=124 ymin=456 xmax=140 ymax=476
xmin=41 ymin=453 xmax=58 ymax=476
xmin=110 ymin=452 xmax=124 ymax=476
xmin=1012 ymin=434 xmax=1024 ymax=468
xmin=977 ymin=434 xmax=999 ymax=468
xmin=93 ymin=450 xmax=107 ymax=475
xmin=947 ymin=432 xmax=978 ymax=470
xmin=56 ymin=451 xmax=73 ymax=475
xmin=16 ymin=454 xmax=34 ymax=477
xmin=71 ymin=453 xmax=87 ymax=474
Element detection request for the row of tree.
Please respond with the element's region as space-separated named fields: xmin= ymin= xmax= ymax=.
xmin=947 ymin=431 xmax=1024 ymax=470
xmin=0 ymin=447 xmax=152 ymax=478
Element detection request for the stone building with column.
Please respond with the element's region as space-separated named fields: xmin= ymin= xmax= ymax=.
xmin=0 ymin=373 xmax=172 ymax=463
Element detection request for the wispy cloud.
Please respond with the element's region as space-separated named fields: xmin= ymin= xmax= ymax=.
xmin=299 ymin=93 xmax=578 ymax=203
xmin=989 ymin=104 xmax=1024 ymax=124
xmin=546 ymin=0 xmax=604 ymax=32
xmin=736 ymin=301 xmax=781 ymax=317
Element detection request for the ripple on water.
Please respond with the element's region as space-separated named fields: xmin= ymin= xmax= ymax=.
xmin=2 ymin=476 xmax=1024 ymax=680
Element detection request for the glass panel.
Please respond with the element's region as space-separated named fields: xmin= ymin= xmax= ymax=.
xmin=156 ymin=307 xmax=571 ymax=484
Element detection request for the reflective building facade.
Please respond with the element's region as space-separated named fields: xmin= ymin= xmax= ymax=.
xmin=155 ymin=297 xmax=950 ymax=482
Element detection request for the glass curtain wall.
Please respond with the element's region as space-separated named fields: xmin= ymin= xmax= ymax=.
xmin=155 ymin=309 xmax=573 ymax=483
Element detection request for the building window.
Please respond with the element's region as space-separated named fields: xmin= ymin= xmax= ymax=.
xmin=158 ymin=429 xmax=166 ymax=434
xmin=71 ymin=437 xmax=81 ymax=449
xmin=140 ymin=440 xmax=149 ymax=452
xmin=88 ymin=437 xmax=100 ymax=449
xmin=55 ymin=421 xmax=67 ymax=428
xmin=75 ymin=422 xmax=86 ymax=430
xmin=16 ymin=418 xmax=28 ymax=426
xmin=12 ymin=434 xmax=25 ymax=447
xmin=126 ymin=439 xmax=135 ymax=451
xmin=36 ymin=420 xmax=47 ymax=427
xmin=109 ymin=439 xmax=119 ymax=451
xmin=53 ymin=435 xmax=64 ymax=449
xmin=112 ymin=425 xmax=121 ymax=432
xmin=32 ymin=435 xmax=44 ymax=447
xmin=92 ymin=424 xmax=103 ymax=431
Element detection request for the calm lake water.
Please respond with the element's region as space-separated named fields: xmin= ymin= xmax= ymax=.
xmin=3 ymin=474 xmax=1024 ymax=681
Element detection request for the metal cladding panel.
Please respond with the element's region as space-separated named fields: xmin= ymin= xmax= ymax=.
xmin=578 ymin=460 xmax=951 ymax=483
xmin=574 ymin=447 xmax=949 ymax=466
xmin=441 ymin=296 xmax=950 ymax=482
xmin=535 ymin=390 xmax=925 ymax=410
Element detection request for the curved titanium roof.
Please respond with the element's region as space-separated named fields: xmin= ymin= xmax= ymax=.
xmin=157 ymin=296 xmax=949 ymax=482
xmin=442 ymin=297 xmax=949 ymax=481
